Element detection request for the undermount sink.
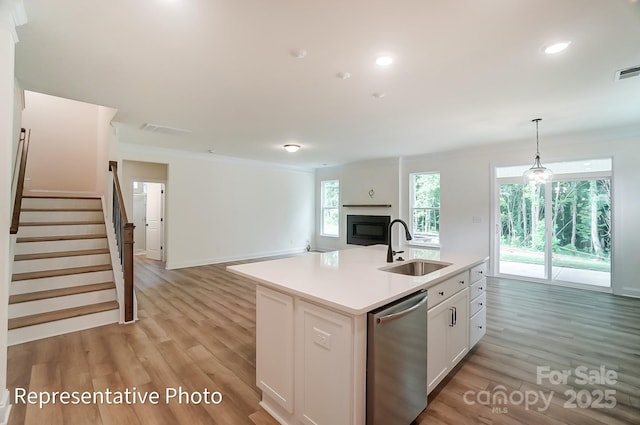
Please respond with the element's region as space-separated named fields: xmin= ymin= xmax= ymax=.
xmin=381 ymin=260 xmax=451 ymax=276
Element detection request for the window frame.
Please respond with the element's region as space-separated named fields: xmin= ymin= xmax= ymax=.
xmin=320 ymin=179 xmax=340 ymax=238
xmin=409 ymin=172 xmax=440 ymax=247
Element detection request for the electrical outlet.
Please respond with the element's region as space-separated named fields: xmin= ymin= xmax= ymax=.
xmin=313 ymin=327 xmax=331 ymax=350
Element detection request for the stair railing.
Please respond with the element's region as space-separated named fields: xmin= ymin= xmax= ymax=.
xmin=10 ymin=128 xmax=30 ymax=235
xmin=108 ymin=161 xmax=135 ymax=322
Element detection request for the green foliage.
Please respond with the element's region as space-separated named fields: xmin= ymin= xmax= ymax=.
xmin=499 ymin=178 xmax=611 ymax=267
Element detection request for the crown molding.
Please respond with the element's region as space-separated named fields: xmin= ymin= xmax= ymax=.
xmin=119 ymin=142 xmax=315 ymax=174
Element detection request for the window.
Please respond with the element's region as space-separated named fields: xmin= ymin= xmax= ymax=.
xmin=410 ymin=173 xmax=440 ymax=246
xmin=321 ymin=180 xmax=340 ymax=237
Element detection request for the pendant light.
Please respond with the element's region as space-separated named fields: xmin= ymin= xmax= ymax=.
xmin=523 ymin=118 xmax=553 ymax=184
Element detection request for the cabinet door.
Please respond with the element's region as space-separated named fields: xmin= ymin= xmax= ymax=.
xmin=256 ymin=286 xmax=294 ymax=413
xmin=447 ymin=289 xmax=469 ymax=368
xmin=296 ymin=300 xmax=354 ymax=425
xmin=427 ymin=288 xmax=469 ymax=394
xmin=427 ymin=304 xmax=449 ymax=393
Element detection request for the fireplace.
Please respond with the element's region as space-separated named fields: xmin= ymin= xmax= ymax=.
xmin=346 ymin=215 xmax=390 ymax=246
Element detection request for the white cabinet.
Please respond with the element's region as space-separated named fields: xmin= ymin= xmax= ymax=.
xmin=256 ymin=285 xmax=363 ymax=425
xmin=296 ymin=301 xmax=354 ymax=425
xmin=256 ymin=286 xmax=295 ymax=413
xmin=427 ymin=287 xmax=469 ymax=394
xmin=427 ymin=271 xmax=469 ymax=309
xmin=470 ymin=305 xmax=486 ymax=347
xmin=469 ymin=261 xmax=487 ymax=348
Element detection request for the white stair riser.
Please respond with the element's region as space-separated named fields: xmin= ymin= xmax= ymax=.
xmin=14 ymin=238 xmax=108 ymax=255
xmin=10 ymin=270 xmax=114 ymax=295
xmin=9 ymin=289 xmax=117 ymax=317
xmin=7 ymin=309 xmax=119 ymax=346
xmin=21 ymin=198 xmax=102 ymax=210
xmin=20 ymin=210 xmax=104 ymax=223
xmin=17 ymin=223 xmax=106 ymax=238
xmin=12 ymin=253 xmax=111 ymax=274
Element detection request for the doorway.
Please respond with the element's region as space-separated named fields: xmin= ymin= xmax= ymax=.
xmin=494 ymin=159 xmax=612 ymax=289
xmin=132 ymin=181 xmax=165 ymax=261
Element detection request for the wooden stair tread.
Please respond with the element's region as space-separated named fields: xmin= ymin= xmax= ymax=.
xmin=19 ymin=220 xmax=105 ymax=226
xmin=12 ymin=264 xmax=112 ymax=282
xmin=8 ymin=301 xmax=119 ymax=330
xmin=22 ymin=196 xmax=101 ymax=200
xmin=21 ymin=208 xmax=102 ymax=212
xmin=9 ymin=282 xmax=116 ymax=304
xmin=14 ymin=248 xmax=110 ymax=261
xmin=16 ymin=234 xmax=108 ymax=243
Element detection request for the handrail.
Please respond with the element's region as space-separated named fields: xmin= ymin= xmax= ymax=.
xmin=10 ymin=128 xmax=30 ymax=234
xmin=108 ymin=161 xmax=135 ymax=322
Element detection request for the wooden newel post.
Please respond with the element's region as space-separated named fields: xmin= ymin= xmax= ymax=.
xmin=123 ymin=223 xmax=135 ymax=322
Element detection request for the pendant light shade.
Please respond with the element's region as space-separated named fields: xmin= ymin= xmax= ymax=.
xmin=523 ymin=118 xmax=553 ymax=184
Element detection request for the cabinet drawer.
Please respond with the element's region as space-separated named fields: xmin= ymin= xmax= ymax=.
xmin=469 ymin=291 xmax=486 ymax=317
xmin=470 ymin=307 xmax=486 ymax=348
xmin=427 ymin=271 xmax=469 ymax=309
xmin=469 ymin=277 xmax=487 ymax=300
xmin=470 ymin=261 xmax=487 ymax=284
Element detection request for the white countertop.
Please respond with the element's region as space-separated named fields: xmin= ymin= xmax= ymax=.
xmin=227 ymin=245 xmax=488 ymax=316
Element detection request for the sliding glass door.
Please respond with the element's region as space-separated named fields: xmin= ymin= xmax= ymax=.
xmin=550 ymin=179 xmax=611 ymax=287
xmin=499 ymin=182 xmax=547 ymax=279
xmin=496 ymin=160 xmax=611 ymax=288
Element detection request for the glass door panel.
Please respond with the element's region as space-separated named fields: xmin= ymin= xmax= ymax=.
xmin=498 ymin=182 xmax=547 ymax=279
xmin=551 ymin=179 xmax=611 ymax=287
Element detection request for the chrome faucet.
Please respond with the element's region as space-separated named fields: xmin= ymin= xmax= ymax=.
xmin=387 ymin=219 xmax=412 ymax=263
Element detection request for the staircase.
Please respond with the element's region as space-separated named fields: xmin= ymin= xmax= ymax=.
xmin=8 ymin=196 xmax=120 ymax=345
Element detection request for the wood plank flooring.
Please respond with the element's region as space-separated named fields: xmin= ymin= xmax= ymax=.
xmin=7 ymin=256 xmax=640 ymax=425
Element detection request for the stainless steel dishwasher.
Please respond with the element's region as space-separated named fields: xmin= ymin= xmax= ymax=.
xmin=367 ymin=289 xmax=428 ymax=425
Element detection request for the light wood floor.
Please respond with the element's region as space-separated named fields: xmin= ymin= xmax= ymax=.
xmin=7 ymin=256 xmax=640 ymax=424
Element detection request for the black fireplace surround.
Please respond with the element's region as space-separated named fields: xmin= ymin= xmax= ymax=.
xmin=346 ymin=215 xmax=390 ymax=246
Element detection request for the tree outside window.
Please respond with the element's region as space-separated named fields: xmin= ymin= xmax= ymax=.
xmin=321 ymin=180 xmax=339 ymax=237
xmin=410 ymin=173 xmax=440 ymax=246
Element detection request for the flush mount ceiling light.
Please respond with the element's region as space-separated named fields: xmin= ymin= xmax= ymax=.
xmin=523 ymin=118 xmax=553 ymax=184
xmin=544 ymin=41 xmax=571 ymax=54
xmin=284 ymin=144 xmax=300 ymax=153
xmin=376 ymin=56 xmax=393 ymax=66
xmin=290 ymin=49 xmax=307 ymax=59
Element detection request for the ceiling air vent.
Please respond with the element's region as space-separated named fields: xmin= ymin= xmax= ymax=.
xmin=141 ymin=123 xmax=192 ymax=136
xmin=615 ymin=65 xmax=640 ymax=81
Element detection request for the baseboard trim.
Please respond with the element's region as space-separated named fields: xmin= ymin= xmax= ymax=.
xmin=619 ymin=287 xmax=640 ymax=298
xmin=0 ymin=389 xmax=11 ymax=425
xmin=165 ymin=247 xmax=308 ymax=270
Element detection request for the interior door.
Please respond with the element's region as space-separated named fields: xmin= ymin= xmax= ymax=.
xmin=145 ymin=182 xmax=163 ymax=261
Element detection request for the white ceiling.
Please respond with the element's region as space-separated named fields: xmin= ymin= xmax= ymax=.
xmin=14 ymin=0 xmax=640 ymax=169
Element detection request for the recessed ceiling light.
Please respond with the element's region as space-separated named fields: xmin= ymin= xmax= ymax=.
xmin=376 ymin=56 xmax=393 ymax=66
xmin=284 ymin=144 xmax=300 ymax=153
xmin=544 ymin=41 xmax=571 ymax=54
xmin=291 ymin=49 xmax=307 ymax=59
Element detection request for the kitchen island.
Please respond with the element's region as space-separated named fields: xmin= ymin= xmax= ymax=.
xmin=227 ymin=245 xmax=488 ymax=425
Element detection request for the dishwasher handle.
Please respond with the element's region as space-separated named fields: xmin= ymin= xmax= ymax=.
xmin=376 ymin=292 xmax=428 ymax=324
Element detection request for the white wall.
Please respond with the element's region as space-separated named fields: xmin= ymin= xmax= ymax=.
xmin=21 ymin=91 xmax=112 ymax=197
xmin=317 ymin=131 xmax=640 ymax=298
xmin=0 ymin=16 xmax=16 ymax=417
xmin=120 ymin=144 xmax=315 ymax=269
